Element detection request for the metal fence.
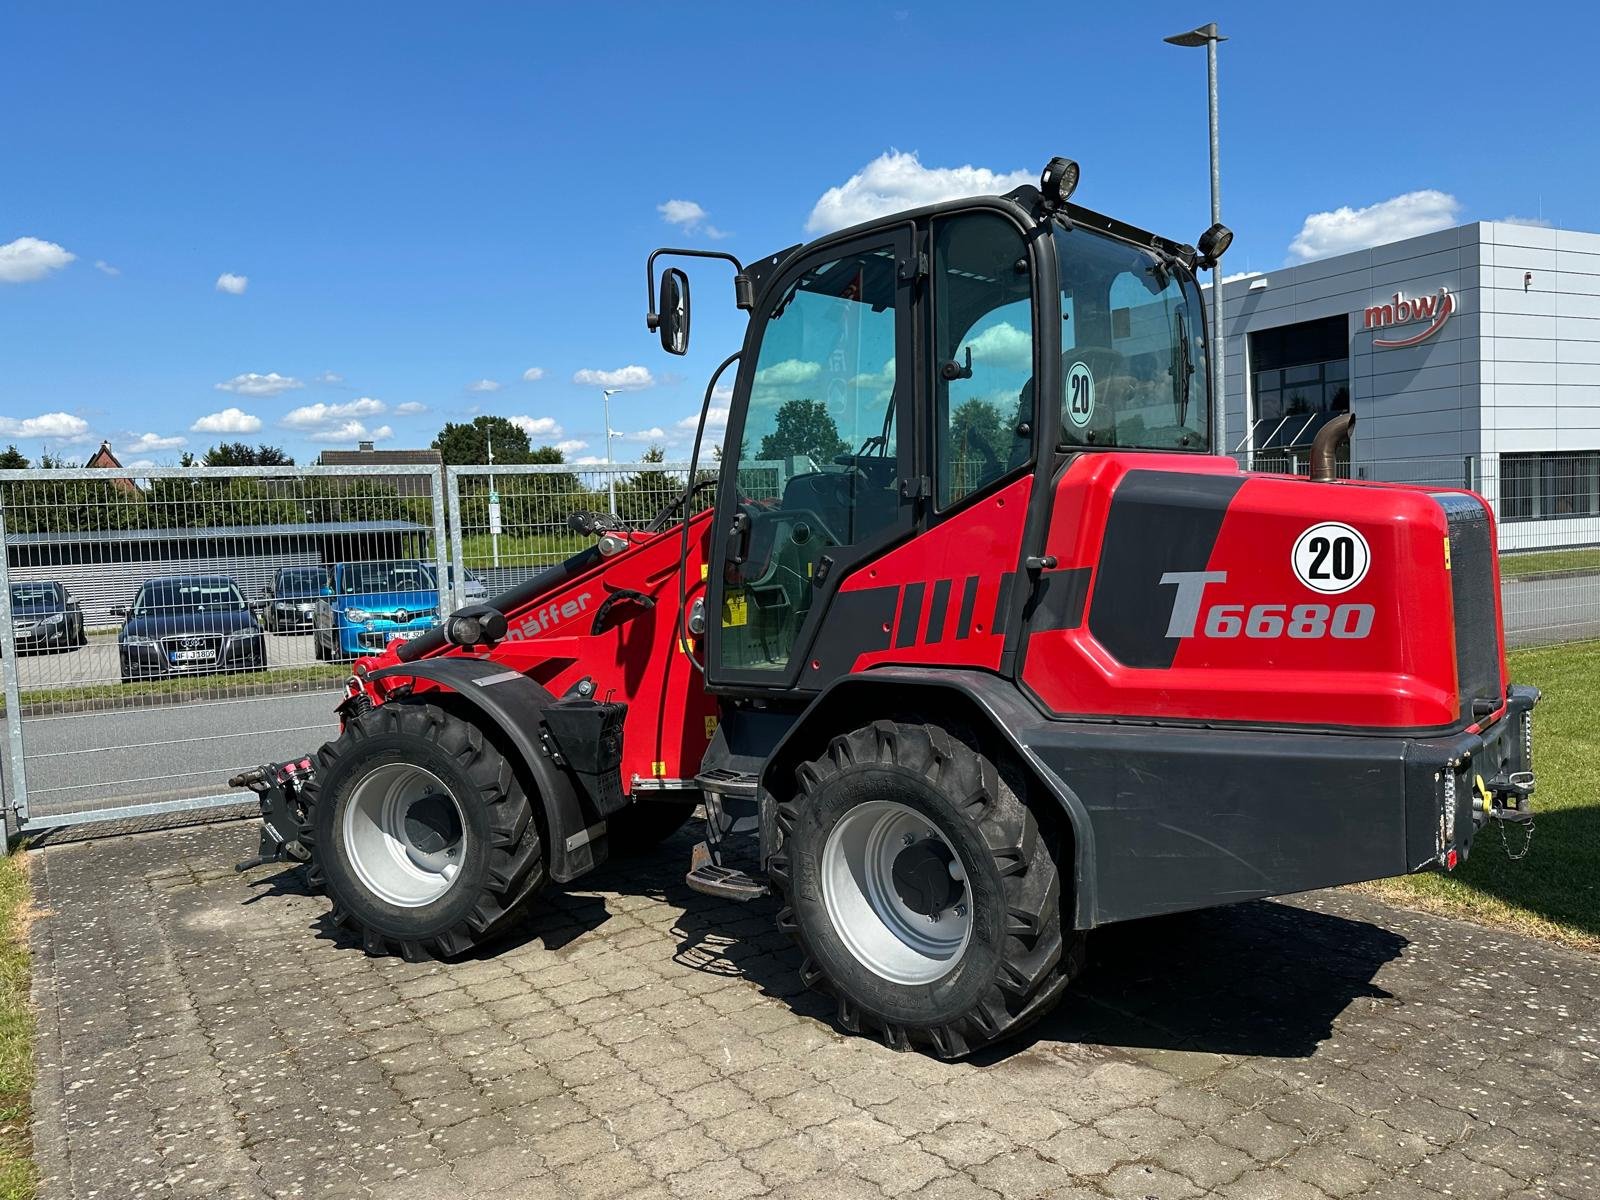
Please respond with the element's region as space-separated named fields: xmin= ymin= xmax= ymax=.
xmin=1 ymin=451 xmax=1595 ymax=841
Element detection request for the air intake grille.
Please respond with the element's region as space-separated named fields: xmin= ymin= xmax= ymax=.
xmin=1432 ymin=492 xmax=1502 ymax=724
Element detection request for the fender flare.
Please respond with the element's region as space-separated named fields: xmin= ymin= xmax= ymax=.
xmin=368 ymin=658 xmax=605 ymax=883
xmin=760 ymin=667 xmax=1098 ymax=929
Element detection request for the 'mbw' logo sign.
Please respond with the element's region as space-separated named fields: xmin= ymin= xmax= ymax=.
xmin=1362 ymin=287 xmax=1457 ymax=348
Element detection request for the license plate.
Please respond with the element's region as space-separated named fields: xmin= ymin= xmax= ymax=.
xmin=393 ymin=630 xmax=424 ymax=641
xmin=171 ymin=649 xmax=212 ymax=662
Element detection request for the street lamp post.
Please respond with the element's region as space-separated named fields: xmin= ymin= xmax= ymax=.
xmin=602 ymin=388 xmax=621 ymax=516
xmin=486 ymin=423 xmax=500 ymax=569
xmin=1164 ymin=21 xmax=1228 ymax=457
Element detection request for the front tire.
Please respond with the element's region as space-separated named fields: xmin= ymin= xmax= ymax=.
xmin=299 ymin=701 xmax=547 ymax=960
xmin=769 ymin=721 xmax=1081 ymax=1059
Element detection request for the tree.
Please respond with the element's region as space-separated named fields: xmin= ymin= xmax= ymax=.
xmin=0 ymin=445 xmax=27 ymax=469
xmin=432 ymin=415 xmax=534 ymax=465
xmin=202 ymin=442 xmax=294 ymax=466
xmin=614 ymin=445 xmax=679 ymax=524
xmin=756 ymin=399 xmax=848 ymax=465
xmin=945 ymin=398 xmax=1015 ymax=498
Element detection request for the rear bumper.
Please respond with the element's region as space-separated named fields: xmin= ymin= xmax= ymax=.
xmin=1019 ymin=688 xmax=1539 ymax=926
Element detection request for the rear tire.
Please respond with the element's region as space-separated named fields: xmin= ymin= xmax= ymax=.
xmin=606 ymin=799 xmax=698 ymax=856
xmin=769 ymin=720 xmax=1082 ymax=1059
xmin=299 ymin=701 xmax=547 ymax=960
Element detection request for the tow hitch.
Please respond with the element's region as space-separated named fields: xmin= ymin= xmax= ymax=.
xmin=229 ymin=758 xmax=315 ymax=871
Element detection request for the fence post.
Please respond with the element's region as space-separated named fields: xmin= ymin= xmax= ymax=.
xmin=0 ymin=495 xmax=23 ymax=848
xmin=445 ymin=467 xmax=468 ymax=614
xmin=428 ymin=466 xmax=454 ymax=619
xmin=1464 ymin=454 xmax=1478 ymax=492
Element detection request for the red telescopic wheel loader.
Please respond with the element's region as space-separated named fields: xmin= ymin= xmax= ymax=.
xmin=233 ymin=160 xmax=1538 ymax=1058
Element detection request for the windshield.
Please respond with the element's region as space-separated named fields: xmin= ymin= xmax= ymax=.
xmin=137 ymin=580 xmax=245 ymax=612
xmin=278 ymin=568 xmax=328 ymax=592
xmin=10 ymin=583 xmax=62 ymax=608
xmin=339 ymin=561 xmax=437 ymax=594
xmin=1053 ymin=224 xmax=1209 ymax=451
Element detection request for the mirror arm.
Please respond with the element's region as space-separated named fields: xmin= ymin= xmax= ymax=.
xmin=646 ymin=247 xmax=751 ymax=329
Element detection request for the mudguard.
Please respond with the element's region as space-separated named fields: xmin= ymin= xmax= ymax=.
xmin=759 ymin=667 xmax=1099 ymax=930
xmin=368 ymin=657 xmax=607 ymax=883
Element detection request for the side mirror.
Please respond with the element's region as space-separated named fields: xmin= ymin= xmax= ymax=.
xmin=658 ymin=267 xmax=691 ymax=355
xmin=110 ymin=605 xmax=128 ymax=618
xmin=321 ymin=586 xmax=334 ymax=597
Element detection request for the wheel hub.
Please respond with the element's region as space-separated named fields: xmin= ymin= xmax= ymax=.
xmin=343 ymin=762 xmax=467 ymax=908
xmin=891 ymin=839 xmax=961 ymax=917
xmin=820 ymin=800 xmax=973 ymax=985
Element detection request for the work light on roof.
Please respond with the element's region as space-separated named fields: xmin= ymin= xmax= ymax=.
xmin=1197 ymin=222 xmax=1234 ymax=269
xmin=1039 ymin=157 xmax=1080 ymax=210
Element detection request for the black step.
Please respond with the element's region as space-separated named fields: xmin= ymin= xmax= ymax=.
xmin=695 ymin=768 xmax=759 ymax=800
xmin=685 ymin=862 xmax=768 ymax=901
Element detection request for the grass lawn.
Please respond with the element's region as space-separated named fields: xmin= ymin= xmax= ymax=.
xmin=457 ymin=530 xmax=587 ymax=570
xmin=1364 ymin=639 xmax=1600 ymax=951
xmin=0 ymin=854 xmax=34 ymax=1199
xmin=4 ymin=664 xmax=346 ymax=716
xmin=1500 ymin=547 xmax=1600 ymax=578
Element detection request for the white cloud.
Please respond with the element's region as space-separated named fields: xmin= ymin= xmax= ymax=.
xmin=554 ymin=438 xmax=589 ymax=454
xmin=394 ymin=401 xmax=428 ymax=415
xmin=806 ymin=150 xmax=1033 ymax=235
xmin=509 ymin=414 xmax=563 ymax=438
xmin=310 ymin=421 xmax=392 ymax=445
xmin=191 ymin=408 xmax=261 ymax=434
xmin=469 ymin=378 xmax=501 ymax=393
xmin=0 ymin=237 xmax=76 ymax=284
xmin=315 ymin=370 xmax=344 ymax=384
xmin=94 ymin=260 xmax=120 ymax=277
xmin=622 ymin=427 xmax=668 ymax=441
xmin=677 ymin=405 xmax=731 ymax=432
xmin=125 ymin=432 xmax=188 ymax=452
xmin=1500 ymin=214 xmax=1553 ymax=228
xmin=0 ymin=412 xmax=91 ymax=441
xmin=573 ymin=365 xmax=655 ymax=390
xmin=964 ymin=322 xmax=1032 ymax=370
xmin=215 ymin=371 xmax=304 ymax=397
xmin=755 ymin=358 xmax=822 ymax=387
xmin=521 ymin=367 xmax=545 ymax=382
xmin=571 ymin=455 xmax=608 ymax=466
xmin=281 ymin=397 xmax=386 ymax=429
xmin=703 ymin=225 xmax=731 ymax=240
xmin=215 ymin=272 xmax=249 ymax=295
xmin=1288 ymin=190 xmax=1461 ymax=262
xmin=658 ymin=199 xmax=707 ymax=228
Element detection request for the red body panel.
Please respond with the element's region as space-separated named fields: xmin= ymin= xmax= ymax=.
xmin=832 ymin=476 xmax=1033 ymax=677
xmin=1022 ymin=453 xmax=1491 ymax=730
xmin=364 ymin=517 xmax=716 ymax=793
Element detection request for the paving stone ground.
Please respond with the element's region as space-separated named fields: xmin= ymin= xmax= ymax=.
xmin=27 ymin=818 xmax=1600 ymax=1199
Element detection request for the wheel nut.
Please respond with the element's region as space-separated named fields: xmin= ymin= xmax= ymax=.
xmin=902 ymin=833 xmax=915 ymax=847
xmin=955 ymin=904 xmax=967 ymax=918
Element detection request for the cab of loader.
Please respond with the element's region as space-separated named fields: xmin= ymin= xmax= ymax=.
xmin=650 ymin=157 xmax=1220 ymax=691
xmin=240 ymin=156 xmax=1536 ymax=1064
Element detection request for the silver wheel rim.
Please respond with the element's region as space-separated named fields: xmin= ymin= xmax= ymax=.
xmin=821 ymin=800 xmax=973 ymax=985
xmin=343 ymin=762 xmax=466 ymax=907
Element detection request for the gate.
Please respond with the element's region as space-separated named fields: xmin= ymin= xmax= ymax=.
xmin=0 ymin=464 xmax=449 ymax=837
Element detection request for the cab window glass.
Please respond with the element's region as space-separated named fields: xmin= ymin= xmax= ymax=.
xmin=1055 ymin=225 xmax=1209 ymax=451
xmin=933 ymin=213 xmax=1035 ymax=507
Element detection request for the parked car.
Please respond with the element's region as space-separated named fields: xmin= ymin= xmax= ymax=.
xmin=444 ymin=563 xmax=489 ymax=604
xmin=6 ymin=581 xmax=86 ymax=652
xmin=260 ymin=566 xmax=331 ymax=633
xmin=315 ymin=560 xmax=441 ymax=660
xmin=115 ymin=575 xmax=267 ymax=683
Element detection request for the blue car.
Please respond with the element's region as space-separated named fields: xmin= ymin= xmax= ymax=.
xmin=314 ymin=560 xmax=442 ymax=660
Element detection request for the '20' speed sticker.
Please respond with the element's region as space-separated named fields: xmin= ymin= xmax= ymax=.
xmin=1065 ymin=361 xmax=1095 ymax=428
xmin=1292 ymin=522 xmax=1370 ymax=594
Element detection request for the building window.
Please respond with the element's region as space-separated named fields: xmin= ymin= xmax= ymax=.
xmin=1247 ymin=315 xmax=1350 ymax=453
xmin=1499 ymin=452 xmax=1600 ymax=521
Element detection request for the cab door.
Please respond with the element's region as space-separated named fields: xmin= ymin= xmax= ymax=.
xmin=706 ymin=226 xmax=917 ymax=690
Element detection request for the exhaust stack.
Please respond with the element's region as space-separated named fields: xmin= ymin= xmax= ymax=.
xmin=1310 ymin=412 xmax=1355 ymax=482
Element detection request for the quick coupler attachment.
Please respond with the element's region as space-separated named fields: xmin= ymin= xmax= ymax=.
xmin=229 ymin=758 xmax=316 ymax=870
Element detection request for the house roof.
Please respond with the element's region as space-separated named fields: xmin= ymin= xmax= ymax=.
xmin=318 ymin=448 xmax=442 ymax=466
xmin=85 ymin=441 xmax=123 ymax=469
xmin=6 ymin=520 xmax=430 ymax=548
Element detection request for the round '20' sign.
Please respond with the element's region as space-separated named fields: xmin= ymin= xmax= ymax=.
xmin=1065 ymin=361 xmax=1095 ymax=428
xmin=1292 ymin=522 xmax=1370 ymax=594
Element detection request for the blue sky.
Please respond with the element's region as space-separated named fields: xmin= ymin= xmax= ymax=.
xmin=1 ymin=1 xmax=1589 ymax=466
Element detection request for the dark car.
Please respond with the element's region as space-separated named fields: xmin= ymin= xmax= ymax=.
xmin=115 ymin=575 xmax=267 ymax=683
xmin=7 ymin=581 xmax=86 ymax=652
xmin=260 ymin=565 xmax=331 ymax=633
